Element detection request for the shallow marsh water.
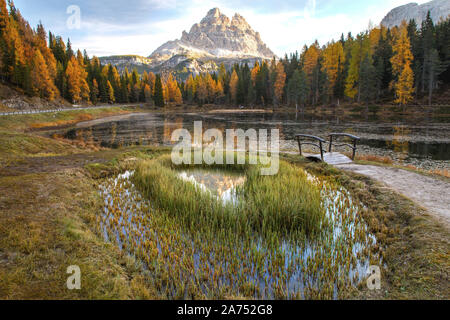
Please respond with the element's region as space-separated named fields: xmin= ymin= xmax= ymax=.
xmin=98 ymin=168 xmax=381 ymax=299
xmin=177 ymin=169 xmax=245 ymax=206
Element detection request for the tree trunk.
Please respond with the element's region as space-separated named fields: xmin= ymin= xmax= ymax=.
xmin=428 ymin=68 xmax=434 ymax=106
xmin=421 ymin=55 xmax=427 ymax=94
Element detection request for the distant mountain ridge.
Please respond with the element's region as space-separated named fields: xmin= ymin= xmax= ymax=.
xmin=381 ymin=0 xmax=450 ymax=28
xmin=99 ymin=8 xmax=276 ymax=77
xmin=98 ymin=55 xmax=153 ymax=74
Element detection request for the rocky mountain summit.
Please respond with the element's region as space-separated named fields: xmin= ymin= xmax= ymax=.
xmin=100 ymin=8 xmax=276 ymax=77
xmin=148 ymin=8 xmax=275 ymax=75
xmin=151 ymin=8 xmax=274 ymax=63
xmin=381 ymin=0 xmax=450 ymax=28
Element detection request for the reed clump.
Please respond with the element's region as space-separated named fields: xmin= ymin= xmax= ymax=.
xmin=133 ymin=154 xmax=325 ymax=238
xmin=97 ymin=154 xmax=382 ymax=299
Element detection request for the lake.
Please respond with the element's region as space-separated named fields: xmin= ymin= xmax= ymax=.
xmin=59 ymin=109 xmax=450 ymax=170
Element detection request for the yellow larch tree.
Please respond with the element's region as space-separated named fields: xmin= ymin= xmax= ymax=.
xmin=30 ymin=48 xmax=57 ymax=100
xmin=106 ymin=80 xmax=115 ymax=103
xmin=303 ymin=43 xmax=320 ymax=77
xmin=205 ymin=73 xmax=217 ymax=102
xmin=166 ymin=74 xmax=182 ymax=103
xmin=391 ymin=23 xmax=414 ymax=105
xmin=251 ymin=61 xmax=260 ymax=85
xmin=322 ymin=41 xmax=345 ymax=97
xmin=229 ymin=70 xmax=239 ymax=104
xmin=273 ymin=62 xmax=286 ymax=105
xmin=196 ymin=74 xmax=208 ymax=104
xmin=65 ymin=57 xmax=81 ymax=102
xmin=143 ymin=84 xmax=152 ymax=103
xmin=65 ymin=55 xmax=90 ymax=103
xmin=148 ymin=72 xmax=156 ymax=96
xmin=185 ymin=74 xmax=196 ymax=102
xmin=215 ymin=79 xmax=224 ymax=100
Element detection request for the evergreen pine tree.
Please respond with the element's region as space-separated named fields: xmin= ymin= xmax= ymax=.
xmin=154 ymin=74 xmax=165 ymax=107
xmin=359 ymin=54 xmax=376 ymax=109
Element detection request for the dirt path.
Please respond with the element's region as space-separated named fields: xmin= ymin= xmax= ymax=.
xmin=336 ymin=164 xmax=450 ymax=229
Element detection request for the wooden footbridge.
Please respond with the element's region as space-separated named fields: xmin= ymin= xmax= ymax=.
xmin=295 ymin=133 xmax=360 ymax=165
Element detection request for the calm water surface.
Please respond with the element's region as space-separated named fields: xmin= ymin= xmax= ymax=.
xmin=60 ymin=110 xmax=450 ymax=163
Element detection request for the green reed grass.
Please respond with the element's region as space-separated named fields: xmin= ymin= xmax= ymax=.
xmin=133 ymin=154 xmax=326 ymax=239
xmin=244 ymin=163 xmax=326 ymax=237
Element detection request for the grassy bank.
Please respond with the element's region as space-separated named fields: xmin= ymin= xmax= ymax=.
xmin=0 ymin=105 xmax=147 ymax=167
xmin=0 ymin=105 xmax=145 ymax=132
xmin=0 ymin=164 xmax=158 ymax=299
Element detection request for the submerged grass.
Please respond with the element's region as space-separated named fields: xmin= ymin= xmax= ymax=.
xmin=96 ymin=153 xmax=379 ymax=299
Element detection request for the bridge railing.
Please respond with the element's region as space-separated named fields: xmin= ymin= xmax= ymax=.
xmin=295 ymin=134 xmax=326 ymax=161
xmin=328 ymin=133 xmax=360 ymax=160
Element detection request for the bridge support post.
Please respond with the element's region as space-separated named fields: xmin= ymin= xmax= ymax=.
xmin=319 ymin=141 xmax=324 ymax=161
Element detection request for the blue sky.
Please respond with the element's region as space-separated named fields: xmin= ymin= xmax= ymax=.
xmin=14 ymin=0 xmax=428 ymax=57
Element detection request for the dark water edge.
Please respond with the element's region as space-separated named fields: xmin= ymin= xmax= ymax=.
xmin=361 ymin=138 xmax=450 ymax=160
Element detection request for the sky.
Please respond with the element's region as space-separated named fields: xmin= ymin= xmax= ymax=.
xmin=14 ymin=0 xmax=429 ymax=57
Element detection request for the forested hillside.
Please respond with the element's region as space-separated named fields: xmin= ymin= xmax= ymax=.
xmin=0 ymin=0 xmax=449 ymax=108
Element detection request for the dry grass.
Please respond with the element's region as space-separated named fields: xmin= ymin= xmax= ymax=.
xmin=403 ymin=164 xmax=450 ymax=179
xmin=354 ymin=154 xmax=394 ymax=164
xmin=0 ymin=130 xmax=82 ymax=165
xmin=51 ymin=132 xmax=102 ymax=152
xmin=0 ymin=106 xmax=144 ymax=165
xmin=0 ymin=103 xmax=13 ymax=112
xmin=29 ymin=113 xmax=94 ymax=129
xmin=0 ymin=106 xmax=141 ymax=132
xmin=0 ymin=167 xmax=158 ymax=299
xmin=429 ymin=168 xmax=450 ymax=178
xmin=353 ymin=154 xmax=449 ymax=180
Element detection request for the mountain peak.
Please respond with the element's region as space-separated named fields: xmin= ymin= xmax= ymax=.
xmin=231 ymin=13 xmax=251 ymax=30
xmin=201 ymin=7 xmax=229 ymax=25
xmin=198 ymin=8 xmax=253 ymax=31
xmin=150 ymin=8 xmax=275 ymax=63
xmin=206 ymin=8 xmax=221 ymax=18
xmin=381 ymin=0 xmax=450 ymax=28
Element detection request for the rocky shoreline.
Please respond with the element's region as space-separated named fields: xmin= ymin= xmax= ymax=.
xmin=281 ymin=140 xmax=449 ymax=171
